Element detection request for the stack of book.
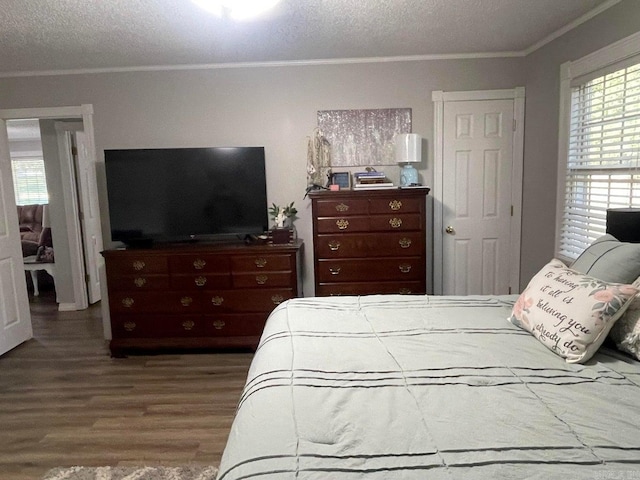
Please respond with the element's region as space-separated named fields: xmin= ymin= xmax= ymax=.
xmin=353 ymin=171 xmax=395 ymax=189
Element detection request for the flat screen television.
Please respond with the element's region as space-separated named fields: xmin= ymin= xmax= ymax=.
xmin=104 ymin=147 xmax=268 ymax=246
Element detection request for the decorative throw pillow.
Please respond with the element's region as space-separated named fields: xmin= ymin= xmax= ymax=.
xmin=509 ymin=258 xmax=638 ymax=363
xmin=609 ymin=276 xmax=640 ymax=361
xmin=570 ymin=234 xmax=640 ymax=284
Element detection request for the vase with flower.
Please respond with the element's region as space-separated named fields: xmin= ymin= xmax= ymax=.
xmin=268 ymin=202 xmax=297 ymax=244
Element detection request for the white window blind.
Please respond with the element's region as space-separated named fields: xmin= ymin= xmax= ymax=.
xmin=558 ymin=61 xmax=640 ymax=260
xmin=11 ymin=157 xmax=49 ymax=206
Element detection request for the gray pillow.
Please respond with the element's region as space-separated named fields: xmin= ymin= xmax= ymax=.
xmin=570 ymin=234 xmax=640 ymax=284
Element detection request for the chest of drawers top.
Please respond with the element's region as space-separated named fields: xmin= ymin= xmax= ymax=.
xmin=310 ymin=188 xmax=428 ymax=217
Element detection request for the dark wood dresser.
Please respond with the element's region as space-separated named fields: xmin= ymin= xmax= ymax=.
xmin=309 ymin=188 xmax=429 ymax=296
xmin=102 ymin=241 xmax=302 ymax=355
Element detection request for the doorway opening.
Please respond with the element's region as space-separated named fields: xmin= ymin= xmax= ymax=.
xmin=1 ymin=105 xmax=103 ymax=313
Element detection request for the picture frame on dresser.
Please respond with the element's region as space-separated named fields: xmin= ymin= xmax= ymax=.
xmin=330 ymin=171 xmax=352 ymax=189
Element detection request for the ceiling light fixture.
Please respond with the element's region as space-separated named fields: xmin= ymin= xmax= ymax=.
xmin=192 ymin=0 xmax=282 ymax=20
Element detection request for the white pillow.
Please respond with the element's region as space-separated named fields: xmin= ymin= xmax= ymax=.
xmin=509 ymin=259 xmax=638 ymax=364
xmin=609 ymin=276 xmax=640 ymax=361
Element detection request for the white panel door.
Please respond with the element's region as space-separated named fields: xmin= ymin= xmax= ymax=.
xmin=0 ymin=119 xmax=32 ymax=355
xmin=442 ymin=99 xmax=514 ymax=295
xmin=75 ymin=131 xmax=103 ymax=304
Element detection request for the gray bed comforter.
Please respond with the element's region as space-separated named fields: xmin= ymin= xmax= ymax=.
xmin=218 ymin=295 xmax=640 ymax=479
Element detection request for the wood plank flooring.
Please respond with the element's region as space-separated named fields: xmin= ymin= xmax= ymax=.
xmin=0 ymin=290 xmax=254 ymax=480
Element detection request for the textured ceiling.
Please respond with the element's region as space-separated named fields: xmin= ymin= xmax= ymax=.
xmin=0 ymin=0 xmax=611 ymax=75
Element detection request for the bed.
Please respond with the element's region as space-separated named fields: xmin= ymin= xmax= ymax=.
xmin=217 ymin=293 xmax=640 ymax=479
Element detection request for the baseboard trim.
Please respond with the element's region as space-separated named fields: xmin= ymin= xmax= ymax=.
xmin=57 ymin=302 xmax=79 ymax=312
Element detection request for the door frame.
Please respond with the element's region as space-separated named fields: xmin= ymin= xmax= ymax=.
xmin=432 ymin=88 xmax=525 ymax=295
xmin=0 ymin=104 xmax=98 ymax=311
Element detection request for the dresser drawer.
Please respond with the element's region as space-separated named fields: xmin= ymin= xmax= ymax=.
xmin=316 ymin=233 xmax=424 ymax=258
xmin=233 ymin=271 xmax=293 ymax=288
xmin=111 ymin=314 xmax=205 ymax=338
xmin=369 ymin=213 xmax=423 ymax=232
xmin=316 ymin=258 xmax=424 ymax=282
xmin=170 ymin=273 xmax=231 ymax=290
xmin=109 ymin=291 xmax=204 ymax=313
xmin=232 ymin=254 xmax=293 ymax=272
xmin=316 ymin=216 xmax=371 ymax=234
xmin=106 ymin=255 xmax=168 ymax=275
xmin=108 ymin=274 xmax=170 ymax=291
xmin=314 ymin=199 xmax=369 ymax=216
xmin=205 ymin=288 xmax=294 ymax=312
xmin=203 ymin=313 xmax=268 ymax=337
xmin=169 ymin=255 xmax=230 ymax=273
xmin=369 ymin=197 xmax=423 ymax=214
xmin=316 ymin=281 xmax=425 ymax=296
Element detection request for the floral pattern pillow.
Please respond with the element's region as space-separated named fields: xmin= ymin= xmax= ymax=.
xmin=609 ymin=276 xmax=640 ymax=361
xmin=509 ymin=259 xmax=638 ymax=363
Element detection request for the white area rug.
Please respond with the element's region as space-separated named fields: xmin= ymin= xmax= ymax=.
xmin=42 ymin=465 xmax=218 ymax=480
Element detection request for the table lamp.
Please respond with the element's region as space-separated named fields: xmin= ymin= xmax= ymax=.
xmin=395 ymin=133 xmax=421 ymax=186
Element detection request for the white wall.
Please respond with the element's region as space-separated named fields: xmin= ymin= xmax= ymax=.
xmin=0 ymin=57 xmax=525 ymax=296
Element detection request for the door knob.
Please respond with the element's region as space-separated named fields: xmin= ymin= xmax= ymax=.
xmin=445 ymin=225 xmax=455 ymax=234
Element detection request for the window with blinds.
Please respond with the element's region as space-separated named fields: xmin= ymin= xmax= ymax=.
xmin=558 ymin=61 xmax=640 ymax=260
xmin=11 ymin=157 xmax=49 ymax=206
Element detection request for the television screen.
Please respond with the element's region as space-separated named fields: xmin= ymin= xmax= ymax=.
xmin=104 ymin=147 xmax=268 ymax=245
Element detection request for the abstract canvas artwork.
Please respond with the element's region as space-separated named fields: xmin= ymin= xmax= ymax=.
xmin=317 ymin=108 xmax=412 ymax=166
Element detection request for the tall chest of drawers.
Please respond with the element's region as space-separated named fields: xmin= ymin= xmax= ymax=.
xmin=102 ymin=241 xmax=302 ymax=355
xmin=310 ymin=189 xmax=429 ymax=296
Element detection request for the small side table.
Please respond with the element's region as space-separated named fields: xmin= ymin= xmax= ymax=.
xmin=23 ymin=255 xmax=55 ymax=297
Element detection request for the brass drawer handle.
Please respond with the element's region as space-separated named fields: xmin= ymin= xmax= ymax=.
xmin=335 ymin=203 xmax=349 ymax=212
xmin=328 ymin=240 xmax=341 ymax=251
xmin=255 ymin=257 xmax=267 ymax=268
xmin=329 ymin=267 xmax=341 ymax=275
xmin=389 ymin=200 xmax=402 ymax=211
xmin=336 ymin=219 xmax=349 ymax=230
xmin=211 ymin=296 xmax=224 ymax=306
xmin=134 ymin=277 xmax=147 ymax=287
xmin=389 ymin=217 xmax=403 ymax=229
xmin=256 ymin=274 xmax=268 ymax=285
xmin=399 ymin=264 xmax=412 ymax=273
xmin=193 ymin=258 xmax=206 ymax=270
xmin=122 ymin=297 xmax=134 ymax=308
xmin=195 ymin=276 xmax=207 ymax=287
xmin=271 ymin=294 xmax=284 ymax=305
xmin=399 ymin=238 xmax=412 ymax=248
xmin=124 ymin=321 xmax=136 ymax=332
xmin=182 ymin=320 xmax=195 ymax=331
xmin=212 ymin=319 xmax=225 ymax=330
xmin=132 ymin=260 xmax=145 ymax=271
xmin=180 ymin=296 xmax=193 ymax=307
xmin=399 ymin=288 xmax=412 ymax=295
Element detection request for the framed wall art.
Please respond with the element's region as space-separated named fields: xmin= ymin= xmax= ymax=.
xmin=317 ymin=108 xmax=412 ymax=167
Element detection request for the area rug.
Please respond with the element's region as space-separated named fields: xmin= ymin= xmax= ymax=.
xmin=42 ymin=465 xmax=218 ymax=480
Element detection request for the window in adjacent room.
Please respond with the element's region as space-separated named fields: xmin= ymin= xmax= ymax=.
xmin=11 ymin=156 xmax=49 ymax=205
xmin=556 ymin=32 xmax=640 ymax=262
xmin=7 ymin=119 xmax=49 ymax=205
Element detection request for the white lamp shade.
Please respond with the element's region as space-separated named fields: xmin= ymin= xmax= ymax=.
xmin=395 ymin=133 xmax=421 ymax=164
